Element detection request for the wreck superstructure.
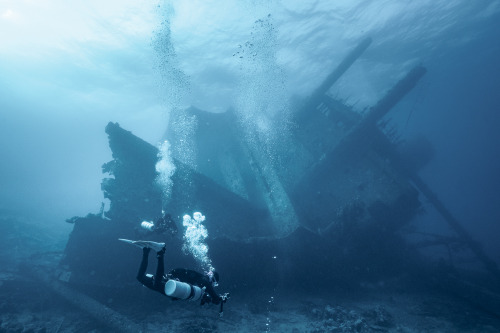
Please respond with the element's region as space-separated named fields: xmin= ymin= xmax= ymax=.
xmin=61 ymin=36 xmax=499 ymax=295
xmin=160 ymin=37 xmax=426 ymax=240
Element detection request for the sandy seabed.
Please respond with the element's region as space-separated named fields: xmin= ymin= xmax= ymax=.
xmin=1 ymin=218 xmax=499 ymax=332
xmin=1 ymin=268 xmax=499 ymax=333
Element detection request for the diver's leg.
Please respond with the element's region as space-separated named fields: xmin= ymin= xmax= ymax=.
xmin=136 ymin=247 xmax=153 ymax=287
xmin=153 ymin=248 xmax=166 ymax=289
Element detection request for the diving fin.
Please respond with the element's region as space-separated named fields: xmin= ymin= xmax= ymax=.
xmin=118 ymin=238 xmax=165 ymax=252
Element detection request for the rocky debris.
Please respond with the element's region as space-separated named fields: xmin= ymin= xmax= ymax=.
xmin=310 ymin=305 xmax=369 ymax=332
xmin=363 ymin=306 xmax=394 ymax=330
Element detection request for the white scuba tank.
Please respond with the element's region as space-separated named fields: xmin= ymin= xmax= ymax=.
xmin=141 ymin=221 xmax=155 ymax=231
xmin=164 ymin=280 xmax=203 ymax=301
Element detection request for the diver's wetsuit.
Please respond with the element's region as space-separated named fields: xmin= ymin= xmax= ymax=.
xmin=136 ymin=247 xmax=222 ymax=304
xmin=154 ymin=213 xmax=178 ymax=236
xmin=136 ymin=247 xmax=167 ymax=295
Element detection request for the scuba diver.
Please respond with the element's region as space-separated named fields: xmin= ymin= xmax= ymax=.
xmin=140 ymin=211 xmax=178 ymax=236
xmin=119 ymin=239 xmax=229 ymax=316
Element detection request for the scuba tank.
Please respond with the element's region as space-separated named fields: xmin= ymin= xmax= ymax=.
xmin=139 ymin=213 xmax=178 ymax=235
xmin=164 ymin=280 xmax=203 ymax=302
xmin=140 ymin=221 xmax=155 ymax=231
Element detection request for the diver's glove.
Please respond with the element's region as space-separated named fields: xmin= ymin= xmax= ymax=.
xmin=220 ymin=293 xmax=230 ymax=303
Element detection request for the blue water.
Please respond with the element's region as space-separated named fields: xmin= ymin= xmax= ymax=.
xmin=0 ymin=0 xmax=499 ymax=330
xmin=1 ymin=0 xmax=498 ymax=261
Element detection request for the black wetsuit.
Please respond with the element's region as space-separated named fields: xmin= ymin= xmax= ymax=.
xmin=154 ymin=214 xmax=178 ymax=236
xmin=136 ymin=247 xmax=166 ymax=294
xmin=136 ymin=247 xmax=221 ymax=304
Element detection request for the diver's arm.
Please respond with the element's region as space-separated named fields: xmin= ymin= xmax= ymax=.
xmin=203 ymin=284 xmax=222 ymax=304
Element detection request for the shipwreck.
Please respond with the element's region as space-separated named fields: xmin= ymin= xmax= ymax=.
xmin=59 ymin=36 xmax=499 ymax=304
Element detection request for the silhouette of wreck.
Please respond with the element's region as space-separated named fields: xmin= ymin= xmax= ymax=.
xmin=60 ymin=37 xmax=499 ymax=302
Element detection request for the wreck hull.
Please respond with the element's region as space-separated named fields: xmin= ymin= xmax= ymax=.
xmin=62 ymin=39 xmax=432 ymax=289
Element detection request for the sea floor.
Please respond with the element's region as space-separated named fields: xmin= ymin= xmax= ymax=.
xmin=1 ymin=217 xmax=499 ymax=332
xmin=1 ymin=267 xmax=499 ymax=333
